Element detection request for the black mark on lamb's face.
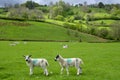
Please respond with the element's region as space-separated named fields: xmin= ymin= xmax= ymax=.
xmin=55 ymin=55 xmax=59 ymax=61
xmin=23 ymin=55 xmax=32 ymax=62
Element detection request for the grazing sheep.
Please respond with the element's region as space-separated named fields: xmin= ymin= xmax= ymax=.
xmin=55 ymin=54 xmax=83 ymax=75
xmin=9 ymin=43 xmax=16 ymax=46
xmin=9 ymin=41 xmax=20 ymax=46
xmin=63 ymin=44 xmax=68 ymax=48
xmin=23 ymin=55 xmax=49 ymax=76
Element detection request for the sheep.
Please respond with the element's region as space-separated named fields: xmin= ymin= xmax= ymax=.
xmin=9 ymin=41 xmax=20 ymax=46
xmin=23 ymin=55 xmax=49 ymax=76
xmin=63 ymin=44 xmax=68 ymax=48
xmin=54 ymin=54 xmax=83 ymax=75
xmin=9 ymin=43 xmax=16 ymax=46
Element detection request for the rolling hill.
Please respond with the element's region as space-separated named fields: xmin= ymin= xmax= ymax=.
xmin=0 ymin=19 xmax=108 ymax=42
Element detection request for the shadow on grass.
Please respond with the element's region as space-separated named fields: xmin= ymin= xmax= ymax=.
xmin=0 ymin=66 xmax=5 ymax=70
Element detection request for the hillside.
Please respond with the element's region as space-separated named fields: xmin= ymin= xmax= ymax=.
xmin=0 ymin=1 xmax=120 ymax=41
xmin=0 ymin=19 xmax=108 ymax=42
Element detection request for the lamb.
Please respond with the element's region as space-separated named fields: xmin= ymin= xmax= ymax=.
xmin=54 ymin=54 xmax=83 ymax=75
xmin=23 ymin=55 xmax=49 ymax=76
xmin=63 ymin=44 xmax=68 ymax=48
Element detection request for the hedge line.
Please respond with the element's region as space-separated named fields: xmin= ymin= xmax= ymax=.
xmin=88 ymin=17 xmax=120 ymax=21
xmin=0 ymin=16 xmax=45 ymax=22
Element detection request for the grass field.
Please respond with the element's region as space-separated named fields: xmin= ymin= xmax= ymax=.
xmin=0 ymin=41 xmax=120 ymax=80
xmin=0 ymin=19 xmax=108 ymax=42
xmin=0 ymin=19 xmax=79 ymax=41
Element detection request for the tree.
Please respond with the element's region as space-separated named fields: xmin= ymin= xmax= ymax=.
xmin=98 ymin=28 xmax=109 ymax=38
xmin=8 ymin=7 xmax=29 ymax=19
xmin=111 ymin=22 xmax=120 ymax=40
xmin=98 ymin=2 xmax=105 ymax=8
xmin=29 ymin=9 xmax=44 ymax=19
xmin=4 ymin=3 xmax=9 ymax=12
xmin=111 ymin=6 xmax=120 ymax=17
xmin=8 ymin=6 xmax=44 ymax=20
xmin=82 ymin=1 xmax=88 ymax=13
xmin=55 ymin=15 xmax=64 ymax=21
xmin=49 ymin=0 xmax=71 ymax=19
xmin=14 ymin=3 xmax=20 ymax=8
xmin=22 ymin=1 xmax=40 ymax=9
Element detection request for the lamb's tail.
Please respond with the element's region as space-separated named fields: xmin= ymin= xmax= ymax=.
xmin=80 ymin=59 xmax=84 ymax=65
xmin=76 ymin=58 xmax=84 ymax=67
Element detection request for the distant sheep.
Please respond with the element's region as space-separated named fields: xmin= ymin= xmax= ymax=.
xmin=23 ymin=55 xmax=49 ymax=76
xmin=55 ymin=54 xmax=83 ymax=75
xmin=63 ymin=44 xmax=68 ymax=48
xmin=23 ymin=42 xmax=27 ymax=44
xmin=9 ymin=43 xmax=16 ymax=46
xmin=14 ymin=41 xmax=20 ymax=44
xmin=9 ymin=41 xmax=20 ymax=46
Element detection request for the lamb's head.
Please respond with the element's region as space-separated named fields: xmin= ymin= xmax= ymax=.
xmin=55 ymin=54 xmax=60 ymax=61
xmin=23 ymin=55 xmax=32 ymax=62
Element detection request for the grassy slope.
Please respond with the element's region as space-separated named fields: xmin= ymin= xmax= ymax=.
xmin=0 ymin=19 xmax=107 ymax=42
xmin=0 ymin=19 xmax=78 ymax=41
xmin=0 ymin=41 xmax=120 ymax=80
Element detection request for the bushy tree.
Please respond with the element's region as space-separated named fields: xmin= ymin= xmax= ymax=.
xmin=66 ymin=16 xmax=75 ymax=22
xmin=111 ymin=6 xmax=120 ymax=17
xmin=98 ymin=2 xmax=105 ymax=8
xmin=49 ymin=6 xmax=63 ymax=19
xmin=49 ymin=0 xmax=71 ymax=19
xmin=8 ymin=6 xmax=44 ymax=19
xmin=29 ymin=9 xmax=44 ymax=19
xmin=55 ymin=15 xmax=64 ymax=21
xmin=111 ymin=22 xmax=120 ymax=40
xmin=8 ymin=7 xmax=29 ymax=19
xmin=21 ymin=1 xmax=40 ymax=9
xmin=98 ymin=28 xmax=109 ymax=38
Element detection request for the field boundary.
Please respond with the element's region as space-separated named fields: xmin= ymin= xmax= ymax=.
xmin=0 ymin=39 xmax=69 ymax=42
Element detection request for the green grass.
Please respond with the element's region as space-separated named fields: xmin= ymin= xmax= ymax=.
xmin=0 ymin=41 xmax=120 ymax=80
xmin=0 ymin=19 xmax=108 ymax=42
xmin=93 ymin=13 xmax=111 ymax=18
xmin=0 ymin=8 xmax=7 ymax=17
xmin=89 ymin=20 xmax=115 ymax=25
xmin=0 ymin=19 xmax=78 ymax=41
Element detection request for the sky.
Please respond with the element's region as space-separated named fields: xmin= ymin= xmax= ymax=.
xmin=0 ymin=0 xmax=120 ymax=7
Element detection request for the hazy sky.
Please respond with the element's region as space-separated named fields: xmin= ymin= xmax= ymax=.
xmin=0 ymin=0 xmax=120 ymax=7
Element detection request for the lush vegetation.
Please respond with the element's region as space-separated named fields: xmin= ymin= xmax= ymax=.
xmin=0 ymin=41 xmax=120 ymax=80
xmin=0 ymin=0 xmax=120 ymax=41
xmin=0 ymin=19 xmax=107 ymax=42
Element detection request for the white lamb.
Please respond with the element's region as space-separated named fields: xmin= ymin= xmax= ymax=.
xmin=23 ymin=55 xmax=49 ymax=76
xmin=55 ymin=54 xmax=83 ymax=75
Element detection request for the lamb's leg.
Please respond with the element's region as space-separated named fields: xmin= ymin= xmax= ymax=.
xmin=45 ymin=68 xmax=49 ymax=76
xmin=42 ymin=66 xmax=49 ymax=76
xmin=61 ymin=67 xmax=64 ymax=74
xmin=77 ymin=68 xmax=80 ymax=75
xmin=30 ymin=67 xmax=33 ymax=75
xmin=76 ymin=66 xmax=82 ymax=75
xmin=66 ymin=67 xmax=69 ymax=75
xmin=79 ymin=67 xmax=82 ymax=74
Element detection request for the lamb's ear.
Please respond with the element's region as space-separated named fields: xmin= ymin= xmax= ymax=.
xmin=29 ymin=55 xmax=32 ymax=57
xmin=56 ymin=54 xmax=59 ymax=58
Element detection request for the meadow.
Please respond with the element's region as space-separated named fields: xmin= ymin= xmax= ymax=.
xmin=0 ymin=41 xmax=120 ymax=80
xmin=0 ymin=19 xmax=107 ymax=42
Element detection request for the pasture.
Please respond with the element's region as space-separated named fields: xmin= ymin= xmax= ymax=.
xmin=0 ymin=19 xmax=108 ymax=42
xmin=0 ymin=41 xmax=120 ymax=80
